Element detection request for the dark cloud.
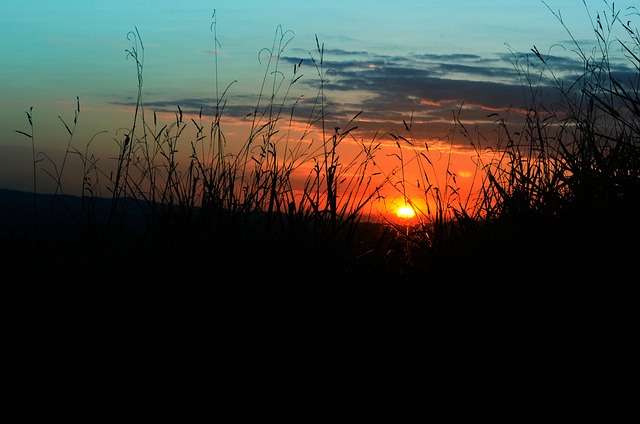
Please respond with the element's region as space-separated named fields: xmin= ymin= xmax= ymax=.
xmin=110 ymin=45 xmax=636 ymax=146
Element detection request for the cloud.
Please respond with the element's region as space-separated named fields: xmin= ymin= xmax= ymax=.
xmin=109 ymin=44 xmax=637 ymax=147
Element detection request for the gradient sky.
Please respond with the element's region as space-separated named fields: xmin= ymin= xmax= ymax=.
xmin=1 ymin=0 xmax=636 ymax=216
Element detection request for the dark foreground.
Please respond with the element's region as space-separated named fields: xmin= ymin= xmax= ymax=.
xmin=1 ymin=189 xmax=637 ymax=356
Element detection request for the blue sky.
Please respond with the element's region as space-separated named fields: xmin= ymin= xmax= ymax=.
xmin=0 ymin=0 xmax=636 ymax=195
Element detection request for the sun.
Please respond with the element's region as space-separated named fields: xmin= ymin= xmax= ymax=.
xmin=396 ymin=204 xmax=415 ymax=219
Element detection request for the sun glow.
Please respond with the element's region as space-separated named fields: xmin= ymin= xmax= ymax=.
xmin=396 ymin=204 xmax=416 ymax=219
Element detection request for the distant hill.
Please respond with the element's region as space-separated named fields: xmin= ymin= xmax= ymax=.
xmin=0 ymin=188 xmax=146 ymax=237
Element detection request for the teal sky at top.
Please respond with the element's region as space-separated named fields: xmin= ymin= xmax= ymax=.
xmin=1 ymin=0 xmax=597 ymax=104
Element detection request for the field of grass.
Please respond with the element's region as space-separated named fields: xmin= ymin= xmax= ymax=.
xmin=2 ymin=3 xmax=640 ymax=352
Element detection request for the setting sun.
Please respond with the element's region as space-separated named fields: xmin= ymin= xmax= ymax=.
xmin=396 ymin=204 xmax=416 ymax=219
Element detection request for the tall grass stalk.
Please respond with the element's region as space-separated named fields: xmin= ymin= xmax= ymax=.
xmin=38 ymin=15 xmax=391 ymax=287
xmin=419 ymin=0 xmax=640 ymax=288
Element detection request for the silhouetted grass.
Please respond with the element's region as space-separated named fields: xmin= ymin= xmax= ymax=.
xmin=3 ymin=3 xmax=640 ymax=351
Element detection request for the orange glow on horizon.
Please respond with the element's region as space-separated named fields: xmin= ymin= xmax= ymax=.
xmin=26 ymin=97 xmax=494 ymax=225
